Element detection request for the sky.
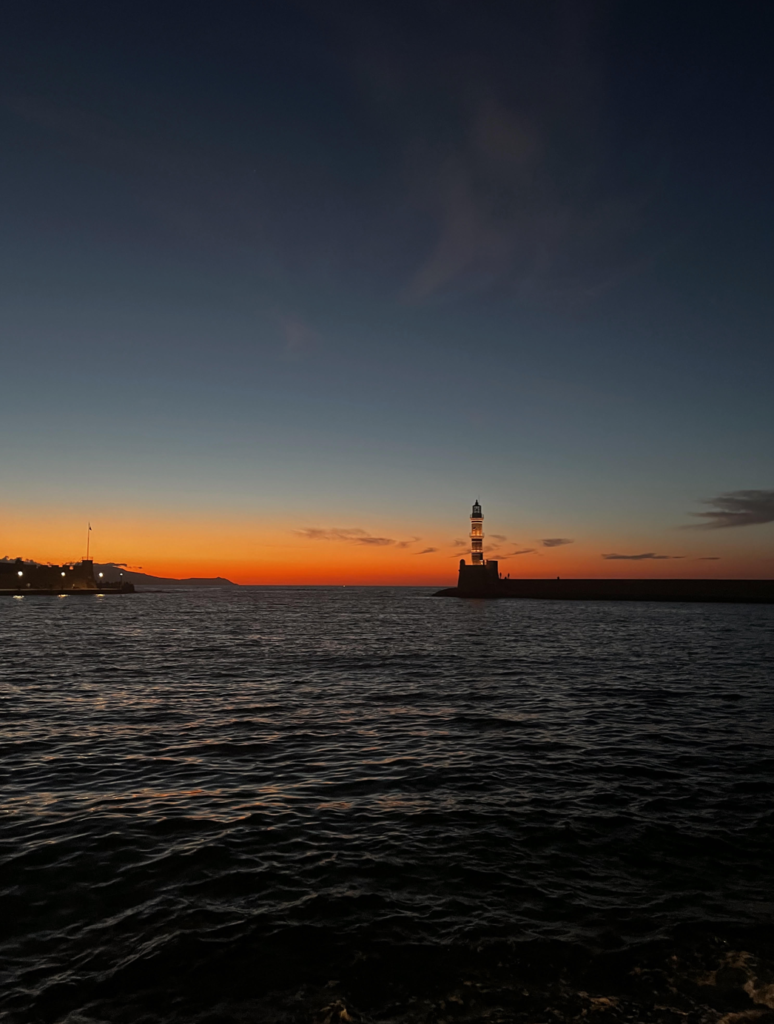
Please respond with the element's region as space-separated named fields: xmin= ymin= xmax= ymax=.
xmin=1 ymin=0 xmax=773 ymax=583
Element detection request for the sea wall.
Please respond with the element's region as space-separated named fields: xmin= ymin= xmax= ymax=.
xmin=437 ymin=577 xmax=774 ymax=603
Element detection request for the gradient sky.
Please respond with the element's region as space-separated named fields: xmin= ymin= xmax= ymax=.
xmin=2 ymin=0 xmax=773 ymax=583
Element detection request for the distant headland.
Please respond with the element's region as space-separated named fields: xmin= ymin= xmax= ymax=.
xmin=94 ymin=564 xmax=238 ymax=587
xmin=435 ymin=502 xmax=774 ymax=604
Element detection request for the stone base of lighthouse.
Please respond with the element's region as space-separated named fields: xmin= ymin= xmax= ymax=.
xmin=457 ymin=559 xmax=500 ymax=596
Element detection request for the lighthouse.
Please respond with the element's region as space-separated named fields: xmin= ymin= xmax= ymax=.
xmin=470 ymin=500 xmax=484 ymax=564
xmin=456 ymin=500 xmax=500 ymax=594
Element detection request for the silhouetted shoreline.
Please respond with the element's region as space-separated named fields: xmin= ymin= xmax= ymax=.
xmin=0 ymin=557 xmax=237 ymax=593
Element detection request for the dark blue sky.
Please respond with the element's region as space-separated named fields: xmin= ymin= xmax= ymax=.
xmin=2 ymin=0 xmax=773 ymax=576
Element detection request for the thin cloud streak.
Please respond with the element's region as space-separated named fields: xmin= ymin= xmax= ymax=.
xmin=687 ymin=490 xmax=774 ymax=529
xmin=602 ymin=552 xmax=682 ymax=560
xmin=296 ymin=528 xmax=399 ymax=547
xmin=541 ymin=538 xmax=573 ymax=547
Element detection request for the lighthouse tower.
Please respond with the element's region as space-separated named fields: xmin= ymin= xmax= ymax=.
xmin=470 ymin=500 xmax=484 ymax=564
xmin=457 ymin=500 xmax=500 ymax=594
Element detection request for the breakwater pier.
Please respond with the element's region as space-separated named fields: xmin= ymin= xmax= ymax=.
xmin=436 ymin=502 xmax=774 ymax=603
xmin=436 ymin=574 xmax=774 ymax=603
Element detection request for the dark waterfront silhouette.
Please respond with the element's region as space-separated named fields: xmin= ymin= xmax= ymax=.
xmin=0 ymin=558 xmax=134 ymax=595
xmin=2 ymin=588 xmax=773 ymax=1023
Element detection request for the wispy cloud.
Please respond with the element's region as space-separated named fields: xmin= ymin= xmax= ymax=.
xmin=502 ymin=548 xmax=536 ymax=557
xmin=451 ymin=539 xmax=467 ymax=548
xmin=296 ymin=528 xmax=397 ymax=547
xmin=279 ymin=315 xmax=319 ymax=358
xmin=403 ymin=84 xmax=650 ymax=303
xmin=697 ymin=556 xmax=720 ymax=561
xmin=602 ymin=552 xmax=683 ymax=561
xmin=491 ymin=534 xmax=507 ymax=542
xmin=687 ymin=490 xmax=774 ymax=529
xmin=415 ymin=547 xmax=438 ymax=555
xmin=541 ymin=538 xmax=573 ymax=547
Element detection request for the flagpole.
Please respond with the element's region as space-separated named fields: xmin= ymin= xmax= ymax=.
xmin=86 ymin=523 xmax=91 ymax=561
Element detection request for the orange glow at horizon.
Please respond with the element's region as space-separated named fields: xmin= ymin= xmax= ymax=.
xmin=2 ymin=507 xmax=771 ymax=584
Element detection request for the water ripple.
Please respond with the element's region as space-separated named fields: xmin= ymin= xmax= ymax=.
xmin=1 ymin=588 xmax=773 ymax=1021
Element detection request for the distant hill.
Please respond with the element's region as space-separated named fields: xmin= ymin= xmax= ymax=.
xmin=94 ymin=564 xmax=238 ymax=586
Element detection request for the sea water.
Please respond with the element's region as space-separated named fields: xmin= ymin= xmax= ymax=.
xmin=1 ymin=588 xmax=773 ymax=1022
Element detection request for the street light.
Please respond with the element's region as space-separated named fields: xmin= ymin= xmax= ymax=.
xmin=17 ymin=571 xmax=23 ymax=578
